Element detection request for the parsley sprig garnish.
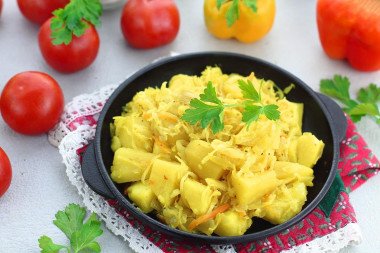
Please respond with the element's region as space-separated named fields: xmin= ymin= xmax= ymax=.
xmin=217 ymin=0 xmax=258 ymax=27
xmin=320 ymin=75 xmax=380 ymax=124
xmin=38 ymin=203 xmax=103 ymax=253
xmin=181 ymin=79 xmax=281 ymax=134
xmin=51 ymin=0 xmax=102 ymax=45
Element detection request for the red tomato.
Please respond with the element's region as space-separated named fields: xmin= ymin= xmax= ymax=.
xmin=0 ymin=0 xmax=3 ymax=16
xmin=0 ymin=147 xmax=12 ymax=198
xmin=17 ymin=0 xmax=69 ymax=25
xmin=0 ymin=71 xmax=64 ymax=135
xmin=120 ymin=0 xmax=180 ymax=49
xmin=38 ymin=17 xmax=100 ymax=73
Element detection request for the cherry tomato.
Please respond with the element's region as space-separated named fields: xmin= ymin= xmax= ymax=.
xmin=120 ymin=0 xmax=180 ymax=49
xmin=17 ymin=0 xmax=69 ymax=25
xmin=0 ymin=71 xmax=64 ymax=135
xmin=38 ymin=17 xmax=100 ymax=73
xmin=0 ymin=147 xmax=12 ymax=198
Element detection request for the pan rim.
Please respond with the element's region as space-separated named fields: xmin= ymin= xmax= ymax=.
xmin=92 ymin=51 xmax=339 ymax=244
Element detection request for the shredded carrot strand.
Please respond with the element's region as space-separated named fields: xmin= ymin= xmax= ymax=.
xmin=152 ymin=135 xmax=171 ymax=154
xmin=142 ymin=112 xmax=152 ymax=119
xmin=188 ymin=203 xmax=231 ymax=230
xmin=158 ymin=112 xmax=178 ymax=122
xmin=238 ymin=211 xmax=246 ymax=218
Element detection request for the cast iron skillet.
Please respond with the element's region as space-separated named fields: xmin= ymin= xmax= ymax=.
xmin=81 ymin=52 xmax=346 ymax=245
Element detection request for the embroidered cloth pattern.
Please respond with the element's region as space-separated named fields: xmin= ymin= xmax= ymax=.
xmin=50 ymin=84 xmax=379 ymax=253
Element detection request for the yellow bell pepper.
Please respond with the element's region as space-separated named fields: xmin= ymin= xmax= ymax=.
xmin=204 ymin=0 xmax=276 ymax=43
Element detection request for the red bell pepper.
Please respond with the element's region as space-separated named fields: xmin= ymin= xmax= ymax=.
xmin=316 ymin=0 xmax=380 ymax=71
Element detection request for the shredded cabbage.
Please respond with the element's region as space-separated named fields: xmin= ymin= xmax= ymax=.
xmin=110 ymin=67 xmax=324 ymax=236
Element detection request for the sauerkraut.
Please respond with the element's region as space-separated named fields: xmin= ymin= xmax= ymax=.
xmin=110 ymin=66 xmax=324 ymax=236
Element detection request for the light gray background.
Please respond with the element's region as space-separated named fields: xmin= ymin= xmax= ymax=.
xmin=0 ymin=0 xmax=379 ymax=252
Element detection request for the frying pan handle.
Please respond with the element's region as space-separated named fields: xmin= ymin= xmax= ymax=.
xmin=81 ymin=142 xmax=115 ymax=199
xmin=317 ymin=93 xmax=347 ymax=143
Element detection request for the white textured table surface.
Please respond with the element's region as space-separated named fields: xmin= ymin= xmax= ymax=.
xmin=0 ymin=0 xmax=379 ymax=252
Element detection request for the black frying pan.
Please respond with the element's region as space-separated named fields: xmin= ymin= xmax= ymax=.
xmin=81 ymin=52 xmax=346 ymax=245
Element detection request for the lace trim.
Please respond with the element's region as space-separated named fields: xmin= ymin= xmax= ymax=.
xmin=48 ymin=84 xmax=118 ymax=147
xmin=282 ymin=223 xmax=362 ymax=253
xmin=59 ymin=125 xmax=163 ymax=253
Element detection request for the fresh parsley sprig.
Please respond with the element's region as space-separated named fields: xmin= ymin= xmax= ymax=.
xmin=320 ymin=75 xmax=380 ymax=124
xmin=217 ymin=0 xmax=258 ymax=27
xmin=181 ymin=79 xmax=281 ymax=134
xmin=38 ymin=203 xmax=103 ymax=253
xmin=51 ymin=0 xmax=102 ymax=45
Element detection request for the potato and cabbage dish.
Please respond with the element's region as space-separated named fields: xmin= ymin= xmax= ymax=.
xmin=110 ymin=67 xmax=324 ymax=236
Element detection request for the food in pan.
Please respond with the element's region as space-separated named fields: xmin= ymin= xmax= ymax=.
xmin=109 ymin=66 xmax=324 ymax=236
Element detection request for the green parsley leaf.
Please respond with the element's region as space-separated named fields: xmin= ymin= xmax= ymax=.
xmin=347 ymin=103 xmax=380 ymax=117
xmin=181 ymin=83 xmax=225 ymax=134
xmin=242 ymin=104 xmax=263 ymax=127
xmin=51 ymin=0 xmax=102 ymax=45
xmin=181 ymin=79 xmax=281 ymax=134
xmin=217 ymin=0 xmax=258 ymax=27
xmin=263 ymin=104 xmax=281 ymax=120
xmin=217 ymin=0 xmax=228 ymax=9
xmin=71 ymin=213 xmax=102 ymax=252
xmin=54 ymin=203 xmax=86 ymax=239
xmin=320 ymin=75 xmax=380 ymax=124
xmin=39 ymin=203 xmax=103 ymax=253
xmin=243 ymin=0 xmax=258 ymax=12
xmin=242 ymin=102 xmax=280 ymax=128
xmin=320 ymin=75 xmax=354 ymax=107
xmin=357 ymin=83 xmax=380 ymax=104
xmin=38 ymin=236 xmax=68 ymax=253
xmin=225 ymin=0 xmax=240 ymax=27
xmin=238 ymin=79 xmax=260 ymax=103
xmin=200 ymin=81 xmax=224 ymax=105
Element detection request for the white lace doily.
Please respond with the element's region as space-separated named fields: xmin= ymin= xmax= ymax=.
xmin=50 ymin=82 xmax=362 ymax=253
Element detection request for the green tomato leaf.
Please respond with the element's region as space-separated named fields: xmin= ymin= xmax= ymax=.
xmin=38 ymin=236 xmax=69 ymax=253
